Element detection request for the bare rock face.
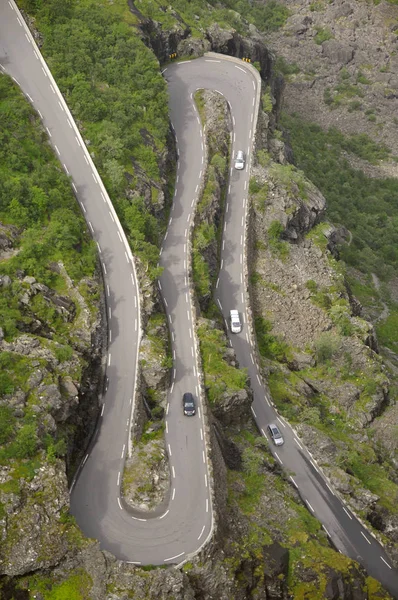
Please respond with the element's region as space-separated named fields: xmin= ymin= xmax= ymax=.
xmin=212 ymin=389 xmax=252 ymax=427
xmin=251 ymin=163 xmax=326 ymax=244
xmin=266 ymin=0 xmax=398 ymax=157
xmin=205 ymin=23 xmax=272 ymax=80
xmin=322 ymin=40 xmax=354 ymax=65
xmin=0 ymin=461 xmax=70 ymax=576
xmin=106 ymin=560 xmax=196 ymax=600
xmin=295 ymin=423 xmax=340 ymax=465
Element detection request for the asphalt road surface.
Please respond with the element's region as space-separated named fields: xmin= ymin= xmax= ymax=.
xmin=1 ymin=2 xmax=397 ymax=594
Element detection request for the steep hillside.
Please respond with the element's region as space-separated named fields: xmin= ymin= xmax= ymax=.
xmin=0 ymin=0 xmax=397 ymax=598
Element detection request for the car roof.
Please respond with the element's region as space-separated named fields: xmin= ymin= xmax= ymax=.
xmin=183 ymin=392 xmax=194 ymax=401
xmin=230 ymin=309 xmax=239 ymax=316
xmin=269 ymin=423 xmax=280 ymax=433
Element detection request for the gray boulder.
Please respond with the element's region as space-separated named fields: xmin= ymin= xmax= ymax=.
xmin=322 ymin=40 xmax=354 ymax=64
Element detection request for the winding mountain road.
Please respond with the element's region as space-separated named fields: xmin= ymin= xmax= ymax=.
xmin=1 ymin=1 xmax=397 ymax=595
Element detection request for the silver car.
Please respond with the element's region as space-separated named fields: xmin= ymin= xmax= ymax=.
xmin=267 ymin=423 xmax=284 ymax=446
xmin=234 ymin=150 xmax=245 ymax=170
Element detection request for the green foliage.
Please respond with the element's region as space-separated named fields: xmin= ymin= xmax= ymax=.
xmin=262 ymin=90 xmax=273 ymax=113
xmin=356 ymin=71 xmax=371 ymax=85
xmin=214 ymin=0 xmax=289 ymax=32
xmin=309 ymin=1 xmax=324 ymax=10
xmin=348 ymin=100 xmax=362 ymax=112
xmin=274 ymin=56 xmax=300 ymax=77
xmin=26 ymin=569 xmax=92 ymax=600
xmin=197 ymin=322 xmax=247 ymax=404
xmin=145 ymin=312 xmax=171 ymax=375
xmin=255 ymin=316 xmax=289 ymax=361
xmin=256 ymin=149 xmax=272 ymax=167
xmin=0 ymin=352 xmax=34 ymax=395
xmin=267 ymin=220 xmax=290 ymax=260
xmin=314 ymin=27 xmax=333 ymax=44
xmin=0 ymin=76 xmax=96 ymax=287
xmin=0 ymin=406 xmax=16 ymax=445
xmin=45 ymin=436 xmax=67 ymax=463
xmin=269 ymin=162 xmax=308 ymax=198
xmin=314 ymin=333 xmax=341 ymax=363
xmin=282 ymin=114 xmax=397 ymax=278
xmin=11 ymin=422 xmax=39 ymax=460
xmin=19 ymin=0 xmax=169 ymax=281
xmin=250 ymin=179 xmax=269 ymax=213
xmin=193 ymin=249 xmax=211 ymax=299
xmin=237 ymin=445 xmax=267 ymax=514
xmin=54 ymin=344 xmax=74 ymax=363
xmin=376 ymin=311 xmax=398 ymax=351
xmin=339 ymin=449 xmax=398 ymax=514
xmin=194 ymin=90 xmax=206 ymax=124
xmin=249 ymin=178 xmax=262 ymax=194
xmin=306 ymin=279 xmax=318 ymax=293
xmin=140 ymin=421 xmax=165 ymax=443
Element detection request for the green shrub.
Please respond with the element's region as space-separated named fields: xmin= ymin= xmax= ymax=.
xmin=267 ymin=221 xmax=290 ymax=260
xmin=306 ymin=279 xmax=318 ymax=293
xmin=197 ymin=323 xmax=247 ymax=403
xmin=262 ymin=90 xmax=273 ymax=113
xmin=249 ymin=178 xmax=262 ymax=194
xmin=275 ymin=57 xmax=300 ymax=76
xmin=250 ymin=272 xmax=263 ymax=285
xmin=269 ymin=163 xmax=308 ymax=198
xmin=26 ymin=569 xmax=92 ymax=600
xmin=314 ymin=27 xmax=333 ymax=45
xmin=357 ymin=71 xmax=371 ymax=85
xmin=348 ymin=100 xmax=362 ymax=112
xmin=314 ymin=333 xmax=341 ymax=362
xmin=255 ymin=316 xmax=289 ymax=361
xmin=257 ymin=150 xmax=272 ymax=167
xmin=0 ymin=406 xmax=17 ymax=445
xmin=54 ymin=345 xmax=74 ymax=363
xmin=11 ymin=423 xmax=39 ymax=459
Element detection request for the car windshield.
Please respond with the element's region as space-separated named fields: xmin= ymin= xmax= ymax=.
xmin=185 ymin=402 xmax=194 ymax=408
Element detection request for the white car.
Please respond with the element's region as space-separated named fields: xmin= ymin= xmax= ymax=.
xmin=229 ymin=310 xmax=242 ymax=333
xmin=234 ymin=150 xmax=245 ymax=170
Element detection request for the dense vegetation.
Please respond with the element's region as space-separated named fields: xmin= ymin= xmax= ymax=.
xmin=128 ymin=0 xmax=289 ymax=36
xmin=19 ymin=0 xmax=170 ymax=280
xmin=282 ymin=113 xmax=398 ymax=353
xmin=282 ymin=114 xmax=398 ymax=279
xmin=0 ymin=74 xmax=90 ymax=573
xmin=0 ymin=72 xmax=91 ymax=456
xmin=0 ymin=75 xmax=96 ymax=298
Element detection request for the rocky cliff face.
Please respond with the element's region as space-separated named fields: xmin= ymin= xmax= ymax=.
xmin=134 ymin=6 xmax=273 ymax=81
xmin=248 ymin=102 xmax=398 ymax=568
xmin=0 ymin=232 xmax=104 ymax=577
xmin=267 ymin=0 xmax=398 ymax=159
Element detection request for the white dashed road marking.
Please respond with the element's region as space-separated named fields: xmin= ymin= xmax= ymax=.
xmin=343 ymin=507 xmax=352 ymax=520
xmin=381 ymin=556 xmax=392 ymax=569
xmin=361 ymin=532 xmax=371 ymax=544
